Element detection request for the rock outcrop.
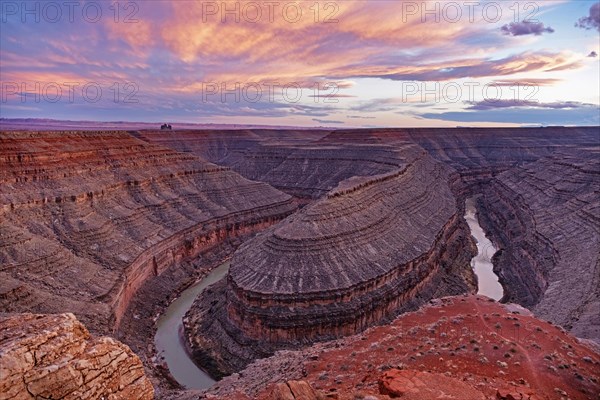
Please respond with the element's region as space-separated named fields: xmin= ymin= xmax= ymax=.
xmin=0 ymin=131 xmax=296 ymax=334
xmin=378 ymin=369 xmax=486 ymax=399
xmin=199 ymin=296 xmax=600 ymax=400
xmin=0 ymin=312 xmax=154 ymax=400
xmin=184 ymin=149 xmax=477 ymax=376
xmin=478 ymin=150 xmax=600 ymax=341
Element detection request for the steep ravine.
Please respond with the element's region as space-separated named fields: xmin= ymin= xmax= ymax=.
xmin=476 ymin=152 xmax=599 ymax=341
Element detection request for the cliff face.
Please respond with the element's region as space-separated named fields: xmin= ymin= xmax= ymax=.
xmin=321 ymin=127 xmax=600 ymax=190
xmin=0 ymin=131 xmax=296 ymax=334
xmin=199 ymin=296 xmax=600 ymax=400
xmin=0 ymin=313 xmax=154 ymax=400
xmin=228 ymin=144 xmax=407 ymax=199
xmin=478 ymin=151 xmax=600 ymax=342
xmin=184 ymin=150 xmax=477 ymax=376
xmin=134 ymin=130 xmax=407 ymax=200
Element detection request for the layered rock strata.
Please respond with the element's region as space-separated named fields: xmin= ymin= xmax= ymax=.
xmin=478 ymin=151 xmax=600 ymax=341
xmin=0 ymin=131 xmax=296 ymax=334
xmin=132 ymin=129 xmax=328 ymax=168
xmin=134 ymin=130 xmax=408 ymax=200
xmin=320 ymin=127 xmax=600 ymax=191
xmin=184 ymin=150 xmax=477 ymax=376
xmin=0 ymin=312 xmax=154 ymax=400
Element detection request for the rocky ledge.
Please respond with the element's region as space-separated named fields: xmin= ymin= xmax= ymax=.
xmin=184 ymin=151 xmax=477 ymax=376
xmin=195 ymin=296 xmax=600 ymax=400
xmin=0 ymin=312 xmax=154 ymax=399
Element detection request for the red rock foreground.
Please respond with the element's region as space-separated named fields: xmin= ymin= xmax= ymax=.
xmin=194 ymin=296 xmax=600 ymax=400
xmin=0 ymin=313 xmax=154 ymax=399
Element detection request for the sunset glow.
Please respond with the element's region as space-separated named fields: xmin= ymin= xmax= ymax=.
xmin=1 ymin=0 xmax=599 ymax=127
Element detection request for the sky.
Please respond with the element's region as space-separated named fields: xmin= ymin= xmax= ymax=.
xmin=1 ymin=0 xmax=599 ymax=127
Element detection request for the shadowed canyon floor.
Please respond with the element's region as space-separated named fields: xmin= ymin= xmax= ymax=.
xmin=0 ymin=127 xmax=598 ymax=399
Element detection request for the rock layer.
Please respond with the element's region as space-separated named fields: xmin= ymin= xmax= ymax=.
xmin=134 ymin=130 xmax=406 ymax=200
xmin=0 ymin=131 xmax=295 ymax=334
xmin=478 ymin=150 xmax=600 ymax=341
xmin=313 ymin=128 xmax=600 ymax=341
xmin=184 ymin=149 xmax=477 ymax=376
xmin=0 ymin=312 xmax=154 ymax=400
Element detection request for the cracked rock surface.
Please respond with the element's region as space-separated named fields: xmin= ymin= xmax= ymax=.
xmin=0 ymin=312 xmax=154 ymax=400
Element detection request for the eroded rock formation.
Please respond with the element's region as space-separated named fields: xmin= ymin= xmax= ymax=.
xmin=310 ymin=128 xmax=600 ymax=341
xmin=184 ymin=149 xmax=477 ymax=376
xmin=0 ymin=312 xmax=154 ymax=400
xmin=0 ymin=131 xmax=296 ymax=334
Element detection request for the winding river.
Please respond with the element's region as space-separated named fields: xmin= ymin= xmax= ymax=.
xmin=155 ymin=199 xmax=504 ymax=389
xmin=464 ymin=198 xmax=504 ymax=301
xmin=154 ymin=261 xmax=230 ymax=389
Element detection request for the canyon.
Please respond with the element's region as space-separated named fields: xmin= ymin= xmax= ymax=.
xmin=183 ymin=146 xmax=478 ymax=376
xmin=0 ymin=131 xmax=296 ymax=336
xmin=0 ymin=127 xmax=598 ymax=399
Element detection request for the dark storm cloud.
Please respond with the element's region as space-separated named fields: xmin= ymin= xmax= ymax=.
xmin=588 ymin=51 xmax=598 ymax=58
xmin=576 ymin=2 xmax=600 ymax=32
xmin=501 ymin=21 xmax=555 ymax=36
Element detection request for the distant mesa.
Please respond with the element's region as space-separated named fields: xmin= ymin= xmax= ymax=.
xmin=161 ymin=123 xmax=172 ymax=130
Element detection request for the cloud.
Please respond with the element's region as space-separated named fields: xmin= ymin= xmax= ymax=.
xmin=576 ymin=2 xmax=600 ymax=32
xmin=347 ymin=115 xmax=376 ymax=119
xmin=312 ymin=118 xmax=344 ymax=125
xmin=501 ymin=21 xmax=555 ymax=36
xmin=420 ymin=107 xmax=600 ymax=125
xmin=465 ymin=100 xmax=598 ymax=110
xmin=588 ymin=51 xmax=598 ymax=58
xmin=373 ymin=51 xmax=582 ymax=82
xmin=350 ymin=98 xmax=403 ymax=113
xmin=490 ymin=79 xmax=561 ymax=87
xmin=307 ymin=94 xmax=356 ymax=99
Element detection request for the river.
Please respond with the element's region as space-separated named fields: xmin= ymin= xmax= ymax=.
xmin=155 ymin=201 xmax=503 ymax=389
xmin=154 ymin=261 xmax=230 ymax=389
xmin=464 ymin=198 xmax=504 ymax=301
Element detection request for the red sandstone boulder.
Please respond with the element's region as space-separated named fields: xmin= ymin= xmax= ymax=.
xmin=0 ymin=313 xmax=154 ymax=400
xmin=378 ymin=369 xmax=485 ymax=399
xmin=271 ymin=380 xmax=322 ymax=400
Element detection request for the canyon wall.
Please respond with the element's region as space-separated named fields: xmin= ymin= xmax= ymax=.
xmin=184 ymin=149 xmax=477 ymax=376
xmin=315 ymin=128 xmax=600 ymax=341
xmin=0 ymin=131 xmax=296 ymax=334
xmin=134 ymin=130 xmax=407 ymax=200
xmin=321 ymin=127 xmax=600 ymax=189
xmin=478 ymin=150 xmax=600 ymax=342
